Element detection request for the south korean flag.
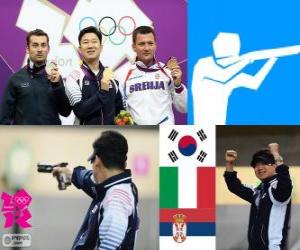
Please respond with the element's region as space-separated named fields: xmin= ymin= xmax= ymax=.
xmin=160 ymin=125 xmax=215 ymax=167
xmin=160 ymin=125 xmax=216 ymax=209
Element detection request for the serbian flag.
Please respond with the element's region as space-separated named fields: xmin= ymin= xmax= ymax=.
xmin=159 ymin=126 xmax=216 ymax=250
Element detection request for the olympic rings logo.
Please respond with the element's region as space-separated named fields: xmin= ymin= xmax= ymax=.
xmin=13 ymin=196 xmax=30 ymax=205
xmin=79 ymin=16 xmax=136 ymax=46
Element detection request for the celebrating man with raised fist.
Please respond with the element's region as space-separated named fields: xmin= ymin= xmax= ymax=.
xmin=224 ymin=143 xmax=292 ymax=250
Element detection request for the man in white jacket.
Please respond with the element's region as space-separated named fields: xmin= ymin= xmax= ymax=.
xmin=117 ymin=26 xmax=187 ymax=125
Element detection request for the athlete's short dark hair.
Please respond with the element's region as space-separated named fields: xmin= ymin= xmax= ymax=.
xmin=78 ymin=26 xmax=102 ymax=45
xmin=132 ymin=26 xmax=156 ymax=43
xmin=26 ymin=29 xmax=49 ymax=46
xmin=90 ymin=130 xmax=128 ymax=169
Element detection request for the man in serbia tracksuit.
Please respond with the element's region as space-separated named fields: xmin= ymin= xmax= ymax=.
xmin=116 ymin=26 xmax=187 ymax=125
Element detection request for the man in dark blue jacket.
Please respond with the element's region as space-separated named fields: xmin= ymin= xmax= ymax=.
xmin=53 ymin=130 xmax=139 ymax=249
xmin=65 ymin=26 xmax=123 ymax=125
xmin=0 ymin=29 xmax=71 ymax=125
xmin=224 ymin=143 xmax=292 ymax=250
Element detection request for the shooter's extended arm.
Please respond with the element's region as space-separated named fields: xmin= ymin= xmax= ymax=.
xmin=37 ymin=163 xmax=71 ymax=190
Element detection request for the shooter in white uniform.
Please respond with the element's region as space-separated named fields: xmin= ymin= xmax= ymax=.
xmin=117 ymin=26 xmax=187 ymax=125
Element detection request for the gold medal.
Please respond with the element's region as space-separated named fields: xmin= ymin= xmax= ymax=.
xmin=103 ymin=68 xmax=114 ymax=81
xmin=166 ymin=57 xmax=178 ymax=70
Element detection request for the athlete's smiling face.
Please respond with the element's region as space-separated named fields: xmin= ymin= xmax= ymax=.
xmin=79 ymin=32 xmax=102 ymax=63
xmin=132 ymin=33 xmax=157 ymax=66
xmin=253 ymin=162 xmax=276 ymax=180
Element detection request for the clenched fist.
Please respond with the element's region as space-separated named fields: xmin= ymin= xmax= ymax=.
xmin=225 ymin=150 xmax=237 ymax=163
xmin=225 ymin=150 xmax=237 ymax=172
xmin=268 ymin=143 xmax=279 ymax=155
xmin=268 ymin=142 xmax=283 ymax=166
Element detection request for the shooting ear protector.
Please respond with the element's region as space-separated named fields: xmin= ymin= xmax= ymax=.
xmin=87 ymin=146 xmax=103 ymax=163
xmin=87 ymin=152 xmax=97 ymax=163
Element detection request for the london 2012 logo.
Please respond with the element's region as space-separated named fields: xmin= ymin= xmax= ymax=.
xmin=1 ymin=189 xmax=32 ymax=228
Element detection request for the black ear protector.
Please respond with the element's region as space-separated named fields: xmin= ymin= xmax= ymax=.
xmin=87 ymin=152 xmax=97 ymax=163
xmin=90 ymin=154 xmax=96 ymax=163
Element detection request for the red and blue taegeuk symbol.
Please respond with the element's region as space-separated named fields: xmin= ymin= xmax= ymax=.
xmin=178 ymin=135 xmax=197 ymax=156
